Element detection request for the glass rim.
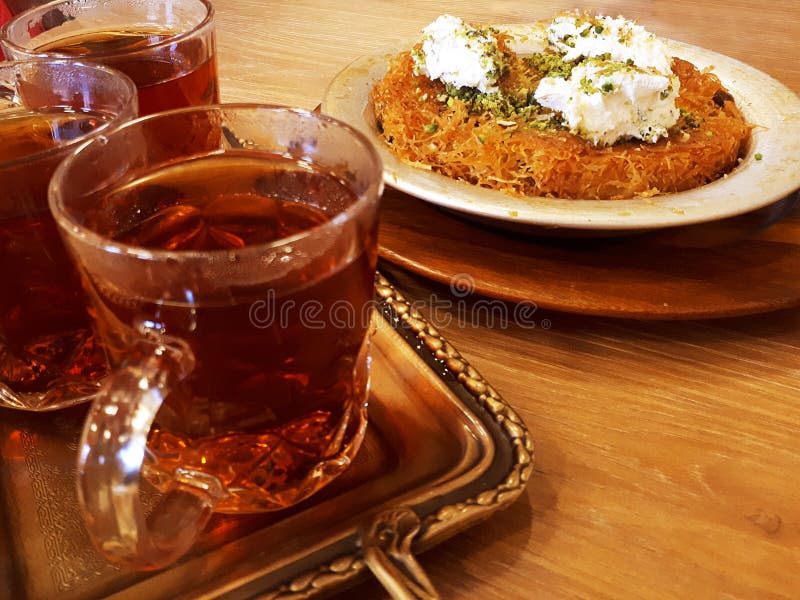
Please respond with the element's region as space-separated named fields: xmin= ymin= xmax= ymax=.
xmin=0 ymin=58 xmax=138 ymax=169
xmin=0 ymin=0 xmax=215 ymax=60
xmin=48 ymin=103 xmax=384 ymax=264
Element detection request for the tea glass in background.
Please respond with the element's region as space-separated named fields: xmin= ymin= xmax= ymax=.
xmin=0 ymin=0 xmax=218 ymax=115
xmin=0 ymin=59 xmax=137 ymax=411
xmin=49 ymin=104 xmax=383 ymax=570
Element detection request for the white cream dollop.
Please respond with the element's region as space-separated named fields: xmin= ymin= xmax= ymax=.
xmin=547 ymin=13 xmax=673 ymax=73
xmin=535 ymin=13 xmax=679 ymax=145
xmin=413 ymin=12 xmax=681 ymax=146
xmin=535 ymin=61 xmax=680 ymax=146
xmin=414 ymin=14 xmax=502 ymax=93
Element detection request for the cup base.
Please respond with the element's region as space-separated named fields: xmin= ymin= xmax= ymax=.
xmin=143 ymin=400 xmax=369 ymax=514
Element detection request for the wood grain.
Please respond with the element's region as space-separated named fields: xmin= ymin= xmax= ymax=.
xmin=210 ymin=1 xmax=800 ymax=598
xmin=379 ymin=190 xmax=800 ymax=319
xmin=363 ymin=266 xmax=800 ymax=600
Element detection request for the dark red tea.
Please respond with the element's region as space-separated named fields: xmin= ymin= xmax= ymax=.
xmin=80 ymin=153 xmax=376 ymax=511
xmin=36 ymin=29 xmax=219 ymax=114
xmin=0 ymin=110 xmax=109 ymax=402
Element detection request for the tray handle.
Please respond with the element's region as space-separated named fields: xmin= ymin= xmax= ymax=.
xmin=361 ymin=506 xmax=440 ymax=600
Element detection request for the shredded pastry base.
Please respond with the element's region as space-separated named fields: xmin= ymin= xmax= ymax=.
xmin=372 ymin=52 xmax=751 ymax=200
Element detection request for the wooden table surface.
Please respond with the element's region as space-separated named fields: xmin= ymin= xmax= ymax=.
xmin=213 ymin=1 xmax=800 ymax=598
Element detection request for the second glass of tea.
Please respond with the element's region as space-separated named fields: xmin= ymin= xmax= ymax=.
xmin=0 ymin=0 xmax=218 ymax=115
xmin=0 ymin=59 xmax=137 ymax=411
xmin=49 ymin=104 xmax=383 ymax=570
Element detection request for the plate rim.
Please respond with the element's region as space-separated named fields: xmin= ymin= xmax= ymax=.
xmin=322 ymin=32 xmax=800 ymax=231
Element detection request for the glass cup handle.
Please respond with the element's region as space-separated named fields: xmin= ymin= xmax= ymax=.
xmin=76 ymin=340 xmax=225 ymax=571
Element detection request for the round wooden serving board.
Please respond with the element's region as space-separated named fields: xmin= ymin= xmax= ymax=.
xmin=378 ymin=190 xmax=800 ymax=320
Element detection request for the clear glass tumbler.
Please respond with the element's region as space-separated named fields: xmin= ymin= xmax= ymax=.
xmin=0 ymin=0 xmax=218 ymax=115
xmin=0 ymin=58 xmax=137 ymax=411
xmin=49 ymin=104 xmax=383 ymax=570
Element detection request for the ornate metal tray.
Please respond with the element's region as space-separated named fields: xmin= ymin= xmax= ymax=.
xmin=0 ymin=273 xmax=534 ymax=599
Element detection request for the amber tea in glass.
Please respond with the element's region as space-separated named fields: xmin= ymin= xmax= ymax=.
xmin=0 ymin=59 xmax=137 ymax=411
xmin=85 ymin=154 xmax=375 ymax=510
xmin=49 ymin=105 xmax=383 ymax=570
xmin=0 ymin=0 xmax=218 ymax=115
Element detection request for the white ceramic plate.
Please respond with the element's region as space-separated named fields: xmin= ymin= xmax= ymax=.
xmin=322 ymin=30 xmax=800 ymax=232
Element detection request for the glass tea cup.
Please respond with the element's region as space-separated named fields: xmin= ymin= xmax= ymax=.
xmin=0 ymin=0 xmax=218 ymax=115
xmin=49 ymin=104 xmax=383 ymax=570
xmin=0 ymin=59 xmax=137 ymax=412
